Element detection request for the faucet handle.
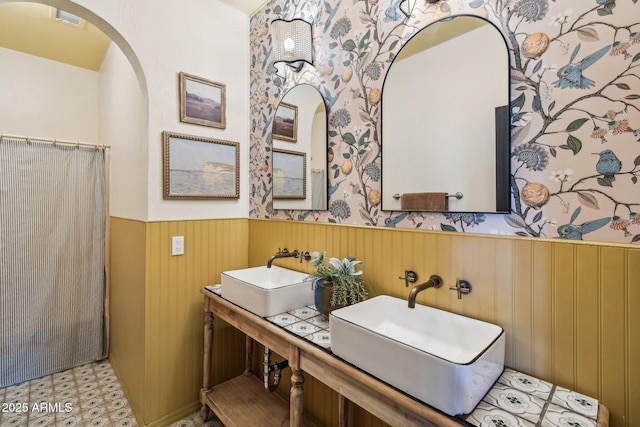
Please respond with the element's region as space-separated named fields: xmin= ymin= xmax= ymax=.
xmin=449 ymin=279 xmax=472 ymax=299
xmin=399 ymin=270 xmax=419 ymax=287
xmin=299 ymin=251 xmax=312 ymax=263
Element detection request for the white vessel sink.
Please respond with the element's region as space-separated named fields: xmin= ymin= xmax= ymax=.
xmin=221 ymin=265 xmax=313 ymax=317
xmin=329 ymin=295 xmax=505 ymax=416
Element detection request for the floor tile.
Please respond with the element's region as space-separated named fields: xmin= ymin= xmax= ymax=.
xmin=0 ymin=360 xmax=138 ymax=427
xmin=0 ymin=359 xmax=228 ymax=427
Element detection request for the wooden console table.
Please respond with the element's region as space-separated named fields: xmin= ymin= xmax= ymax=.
xmin=200 ymin=289 xmax=609 ymax=427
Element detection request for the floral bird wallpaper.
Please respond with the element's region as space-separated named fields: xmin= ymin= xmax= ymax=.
xmin=249 ymin=0 xmax=640 ymax=245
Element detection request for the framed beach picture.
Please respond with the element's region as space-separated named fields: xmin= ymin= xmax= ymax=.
xmin=162 ymin=131 xmax=239 ymax=199
xmin=272 ymin=148 xmax=306 ymax=199
xmin=179 ymin=72 xmax=226 ymax=129
xmin=273 ymin=102 xmax=298 ymax=142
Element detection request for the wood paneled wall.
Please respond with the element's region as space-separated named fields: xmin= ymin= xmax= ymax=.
xmin=109 ymin=218 xmax=146 ymax=420
xmin=109 ymin=217 xmax=249 ymax=426
xmin=248 ymin=219 xmax=639 ymax=427
xmin=110 ymin=217 xmax=637 ymax=426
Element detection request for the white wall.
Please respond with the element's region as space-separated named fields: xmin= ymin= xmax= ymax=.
xmin=0 ymin=47 xmax=99 ymax=142
xmin=82 ymin=0 xmax=250 ymax=221
xmin=1 ymin=0 xmax=251 ymax=222
xmin=99 ymin=44 xmax=148 ymax=220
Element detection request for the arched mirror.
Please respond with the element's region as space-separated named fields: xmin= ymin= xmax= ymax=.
xmin=381 ymin=15 xmax=510 ymax=213
xmin=272 ymin=84 xmax=328 ymax=210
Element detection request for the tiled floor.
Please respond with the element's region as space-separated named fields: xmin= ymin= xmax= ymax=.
xmin=0 ymin=360 xmax=136 ymax=427
xmin=0 ymin=360 xmax=223 ymax=427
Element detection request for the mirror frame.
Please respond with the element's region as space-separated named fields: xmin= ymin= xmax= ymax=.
xmin=380 ymin=15 xmax=511 ymax=214
xmin=271 ymin=83 xmax=329 ymax=211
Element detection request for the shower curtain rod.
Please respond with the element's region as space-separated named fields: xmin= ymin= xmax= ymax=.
xmin=0 ymin=132 xmax=111 ymax=149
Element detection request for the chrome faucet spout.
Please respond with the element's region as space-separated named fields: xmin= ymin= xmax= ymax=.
xmin=267 ymin=248 xmax=300 ymax=268
xmin=408 ymin=275 xmax=442 ymax=308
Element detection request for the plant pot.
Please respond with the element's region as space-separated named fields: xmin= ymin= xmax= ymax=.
xmin=313 ymin=279 xmax=346 ymax=316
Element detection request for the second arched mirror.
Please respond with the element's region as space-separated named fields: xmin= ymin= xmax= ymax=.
xmin=272 ymin=84 xmax=328 ymax=210
xmin=381 ymin=15 xmax=510 ymax=213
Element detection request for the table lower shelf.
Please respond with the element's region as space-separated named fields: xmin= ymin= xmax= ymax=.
xmin=202 ymin=374 xmax=320 ymax=427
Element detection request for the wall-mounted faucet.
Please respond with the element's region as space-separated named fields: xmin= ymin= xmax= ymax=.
xmin=407 ymin=275 xmax=442 ymax=308
xmin=267 ymin=248 xmax=300 ymax=268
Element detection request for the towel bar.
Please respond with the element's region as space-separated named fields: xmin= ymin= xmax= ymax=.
xmin=393 ymin=192 xmax=463 ymax=200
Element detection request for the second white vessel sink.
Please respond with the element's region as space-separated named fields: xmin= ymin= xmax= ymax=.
xmin=221 ymin=265 xmax=313 ymax=317
xmin=330 ymin=295 xmax=505 ymax=416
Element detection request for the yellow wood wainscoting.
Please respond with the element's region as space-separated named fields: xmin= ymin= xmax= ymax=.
xmin=109 ymin=217 xmax=249 ymax=426
xmin=109 ymin=217 xmax=637 ymax=427
xmin=248 ymin=219 xmax=638 ymax=427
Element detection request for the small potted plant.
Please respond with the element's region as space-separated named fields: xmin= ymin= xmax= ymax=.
xmin=307 ymin=251 xmax=367 ymax=315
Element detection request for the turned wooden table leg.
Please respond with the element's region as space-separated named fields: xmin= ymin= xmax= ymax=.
xmin=338 ymin=394 xmax=349 ymax=427
xmin=200 ymin=303 xmax=214 ymax=420
xmin=289 ymin=346 xmax=304 ymax=427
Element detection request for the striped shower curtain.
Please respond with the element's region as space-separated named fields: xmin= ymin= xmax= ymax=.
xmin=0 ymin=137 xmax=107 ymax=388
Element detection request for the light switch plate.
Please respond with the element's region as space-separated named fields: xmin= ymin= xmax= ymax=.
xmin=172 ymin=236 xmax=184 ymax=256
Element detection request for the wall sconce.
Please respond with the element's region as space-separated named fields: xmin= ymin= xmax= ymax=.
xmin=399 ymin=0 xmax=439 ymax=17
xmin=271 ymin=19 xmax=313 ymax=77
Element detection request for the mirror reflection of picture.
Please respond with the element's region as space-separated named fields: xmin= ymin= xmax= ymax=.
xmin=273 ymin=102 xmax=298 ymax=142
xmin=272 ymin=149 xmax=306 ymax=199
xmin=271 ymin=84 xmax=327 ymax=211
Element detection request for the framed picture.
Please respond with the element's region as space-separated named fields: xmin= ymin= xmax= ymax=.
xmin=272 ymin=148 xmax=306 ymax=199
xmin=162 ymin=131 xmax=239 ymax=199
xmin=273 ymin=102 xmax=298 ymax=142
xmin=179 ymin=72 xmax=226 ymax=129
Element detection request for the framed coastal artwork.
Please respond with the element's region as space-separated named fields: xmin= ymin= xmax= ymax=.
xmin=272 ymin=102 xmax=298 ymax=142
xmin=272 ymin=148 xmax=306 ymax=199
xmin=179 ymin=72 xmax=226 ymax=129
xmin=162 ymin=131 xmax=239 ymax=199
